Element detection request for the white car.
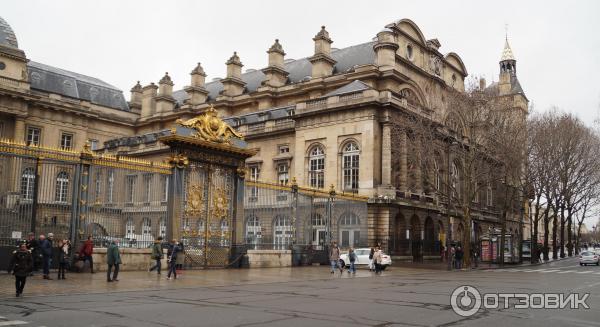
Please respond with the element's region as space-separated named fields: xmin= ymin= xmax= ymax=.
xmin=339 ymin=248 xmax=392 ymax=270
xmin=579 ymin=251 xmax=599 ymax=266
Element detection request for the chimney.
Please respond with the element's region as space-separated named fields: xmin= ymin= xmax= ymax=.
xmin=185 ymin=62 xmax=209 ymax=105
xmin=221 ymin=52 xmax=246 ymax=97
xmin=373 ymin=29 xmax=398 ymax=68
xmin=262 ymin=39 xmax=289 ymax=87
xmin=129 ymin=81 xmax=143 ymax=111
xmin=309 ymin=26 xmax=337 ymax=78
xmin=479 ymin=77 xmax=486 ymax=91
xmin=155 ymin=72 xmax=176 ymax=113
xmin=141 ymin=83 xmax=158 ymax=118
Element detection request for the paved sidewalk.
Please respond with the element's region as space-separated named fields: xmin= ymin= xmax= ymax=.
xmin=0 ymin=265 xmax=430 ymax=299
xmin=393 ymin=255 xmax=574 ymax=271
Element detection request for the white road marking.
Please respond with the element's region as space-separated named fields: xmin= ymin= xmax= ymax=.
xmin=0 ymin=321 xmax=28 ymax=326
xmin=557 ymin=270 xmax=577 ymax=274
xmin=539 ymin=270 xmax=560 ymax=273
xmin=576 ymin=271 xmax=594 ymax=274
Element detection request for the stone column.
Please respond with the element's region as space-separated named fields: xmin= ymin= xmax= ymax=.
xmin=14 ymin=117 xmax=25 ymax=142
xmin=381 ymin=123 xmax=392 ymax=186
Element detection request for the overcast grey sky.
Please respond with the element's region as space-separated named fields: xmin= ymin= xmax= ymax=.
xmin=4 ymin=0 xmax=600 ymax=122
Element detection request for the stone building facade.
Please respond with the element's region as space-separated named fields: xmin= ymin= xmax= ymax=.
xmin=0 ymin=16 xmax=529 ymax=260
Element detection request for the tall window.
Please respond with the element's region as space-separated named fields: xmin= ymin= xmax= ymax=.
xmin=106 ymin=170 xmax=114 ymax=203
xmin=342 ymin=142 xmax=359 ymax=191
xmin=486 ymin=183 xmax=493 ymax=207
xmin=94 ymin=171 xmax=102 ymax=203
xmin=308 ymin=146 xmax=325 ymax=188
xmin=249 ymin=165 xmax=260 ymax=199
xmin=89 ymin=139 xmax=99 ymax=151
xmin=60 ymin=133 xmax=73 ymax=150
xmin=273 ymin=215 xmax=292 ymax=249
xmin=126 ymin=217 xmax=135 ymax=235
xmin=161 ymin=175 xmax=169 ymax=202
xmin=339 ymin=212 xmax=360 ymax=247
xmin=142 ymin=218 xmax=151 ymax=235
xmin=277 ymin=163 xmax=289 ymax=185
xmin=245 ymin=216 xmax=261 ymax=247
xmin=126 ymin=175 xmax=136 ymax=203
xmin=311 ymin=213 xmax=326 ymax=248
xmin=451 ymin=162 xmax=460 ymax=198
xmin=55 ymin=172 xmax=69 ymax=203
xmin=26 ymin=127 xmax=41 ymax=146
xmin=20 ymin=168 xmax=35 ymax=200
xmin=143 ymin=174 xmax=152 ymax=203
xmin=433 ymin=160 xmax=441 ymax=191
xmin=159 ymin=218 xmax=167 ymax=238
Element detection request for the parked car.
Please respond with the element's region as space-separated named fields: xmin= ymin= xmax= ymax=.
xmin=579 ymin=251 xmax=599 ymax=266
xmin=339 ymin=248 xmax=392 ymax=270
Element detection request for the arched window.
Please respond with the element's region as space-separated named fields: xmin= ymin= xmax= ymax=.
xmin=21 ymin=168 xmax=35 ymax=200
xmin=342 ymin=142 xmax=359 ymax=191
xmin=308 ymin=146 xmax=325 ymax=188
xmin=339 ymin=212 xmax=360 ymax=247
xmin=273 ymin=215 xmax=292 ymax=249
xmin=126 ymin=217 xmax=135 ymax=235
xmin=55 ymin=171 xmax=69 ymax=203
xmin=142 ymin=217 xmax=151 ymax=235
xmin=245 ymin=216 xmax=261 ymax=247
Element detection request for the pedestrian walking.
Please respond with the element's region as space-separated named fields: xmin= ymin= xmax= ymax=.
xmin=106 ymin=240 xmax=121 ymax=282
xmin=57 ymin=239 xmax=71 ymax=280
xmin=450 ymin=245 xmax=456 ymax=270
xmin=149 ymin=236 xmax=163 ymax=274
xmin=166 ymin=239 xmax=181 ymax=280
xmin=373 ymin=247 xmax=383 ymax=274
xmin=347 ymin=248 xmax=357 ymax=274
xmin=471 ymin=245 xmax=479 ymax=268
xmin=368 ymin=247 xmax=375 ymax=271
xmin=79 ymin=235 xmax=95 ymax=273
xmin=39 ymin=234 xmax=54 ymax=279
xmin=329 ymin=241 xmax=342 ymax=274
xmin=440 ymin=245 xmax=445 ymax=262
xmin=25 ymin=233 xmax=39 ymax=274
xmin=9 ymin=242 xmax=33 ymax=297
xmin=176 ymin=239 xmax=185 ymax=271
xmin=455 ymin=246 xmax=463 ymax=270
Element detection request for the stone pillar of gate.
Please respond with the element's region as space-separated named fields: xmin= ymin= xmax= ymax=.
xmin=166 ymin=154 xmax=188 ymax=242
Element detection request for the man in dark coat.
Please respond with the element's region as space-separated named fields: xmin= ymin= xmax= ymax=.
xmin=9 ymin=242 xmax=33 ymax=297
xmin=106 ymin=240 xmax=121 ymax=282
xmin=39 ymin=234 xmax=54 ymax=280
xmin=25 ymin=233 xmax=39 ymax=274
xmin=166 ymin=239 xmax=181 ymax=280
xmin=149 ymin=236 xmax=163 ymax=274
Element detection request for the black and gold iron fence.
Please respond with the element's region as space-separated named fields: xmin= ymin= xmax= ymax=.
xmin=0 ymin=138 xmax=171 ymax=253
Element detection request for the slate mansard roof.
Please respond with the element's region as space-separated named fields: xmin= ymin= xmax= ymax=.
xmin=27 ymin=61 xmax=130 ymax=111
xmin=173 ymin=41 xmax=377 ymax=105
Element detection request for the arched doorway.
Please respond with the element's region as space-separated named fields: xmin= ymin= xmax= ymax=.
xmin=339 ymin=212 xmax=360 ymax=248
xmin=410 ymin=215 xmax=422 ymax=261
xmin=394 ymin=213 xmax=408 ymax=255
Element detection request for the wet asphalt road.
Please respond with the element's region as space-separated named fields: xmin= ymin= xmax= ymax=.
xmin=0 ymin=258 xmax=599 ymax=327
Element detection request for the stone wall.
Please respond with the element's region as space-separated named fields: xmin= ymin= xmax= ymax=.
xmin=92 ymin=248 xmax=167 ymax=272
xmin=247 ymin=249 xmax=291 ymax=268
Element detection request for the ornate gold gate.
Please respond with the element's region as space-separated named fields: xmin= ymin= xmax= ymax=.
xmin=160 ymin=105 xmax=254 ymax=268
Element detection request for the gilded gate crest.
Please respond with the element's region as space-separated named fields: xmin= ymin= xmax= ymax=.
xmin=175 ymin=105 xmax=243 ymax=144
xmin=185 ymin=184 xmax=204 ymax=217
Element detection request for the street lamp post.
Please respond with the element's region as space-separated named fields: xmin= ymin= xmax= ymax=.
xmin=446 ymin=139 xmax=458 ymax=270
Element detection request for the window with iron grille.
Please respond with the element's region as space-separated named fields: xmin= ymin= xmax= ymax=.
xmin=161 ymin=175 xmax=169 ymax=202
xmin=342 ymin=142 xmax=359 ymax=191
xmin=20 ymin=168 xmax=35 ymax=200
xmin=143 ymin=174 xmax=152 ymax=203
xmin=486 ymin=184 xmax=493 ymax=207
xmin=106 ymin=170 xmax=114 ymax=203
xmin=126 ymin=175 xmax=136 ymax=204
xmin=55 ymin=171 xmax=69 ymax=203
xmin=308 ymin=146 xmax=325 ymax=188
xmin=277 ymin=163 xmax=289 ymax=185
xmin=126 ymin=217 xmax=135 ymax=235
xmin=249 ymin=165 xmax=260 ymax=200
xmin=60 ymin=133 xmax=73 ymax=150
xmin=26 ymin=127 xmax=41 ymax=146
xmin=94 ymin=171 xmax=102 ymax=203
xmin=142 ymin=217 xmax=151 ymax=235
xmin=159 ymin=218 xmax=166 ymax=237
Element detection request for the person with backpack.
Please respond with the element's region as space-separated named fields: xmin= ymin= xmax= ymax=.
xmin=329 ymin=241 xmax=342 ymax=274
xmin=347 ymin=248 xmax=357 ymax=274
xmin=9 ymin=242 xmax=33 ymax=297
xmin=149 ymin=236 xmax=163 ymax=274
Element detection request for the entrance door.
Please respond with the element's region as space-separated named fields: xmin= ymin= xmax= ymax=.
xmin=313 ymin=228 xmax=326 ymax=249
xmin=340 ymin=230 xmax=360 ymax=248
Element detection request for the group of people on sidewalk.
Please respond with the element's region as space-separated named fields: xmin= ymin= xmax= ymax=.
xmin=328 ymin=241 xmax=386 ymax=275
xmin=148 ymin=237 xmax=184 ymax=280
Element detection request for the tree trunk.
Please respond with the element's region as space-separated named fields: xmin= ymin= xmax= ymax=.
xmin=543 ymin=209 xmax=550 ymax=261
xmin=533 ymin=211 xmax=539 ymax=263
xmin=552 ymin=213 xmax=558 ymax=260
xmin=559 ymin=203 xmax=565 ymax=258
xmin=567 ymin=208 xmax=573 ymax=257
xmin=499 ymin=209 xmax=507 ymax=267
xmin=463 ymin=206 xmax=471 ymax=269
